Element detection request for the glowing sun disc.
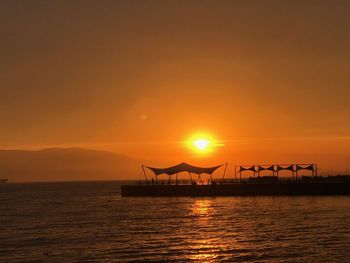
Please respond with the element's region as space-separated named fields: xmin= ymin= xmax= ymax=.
xmin=194 ymin=139 xmax=209 ymax=151
xmin=186 ymin=132 xmax=223 ymax=155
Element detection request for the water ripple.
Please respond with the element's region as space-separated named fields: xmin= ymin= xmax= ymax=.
xmin=0 ymin=182 xmax=350 ymax=262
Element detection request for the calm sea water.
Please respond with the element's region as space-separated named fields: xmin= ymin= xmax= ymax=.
xmin=0 ymin=181 xmax=350 ymax=262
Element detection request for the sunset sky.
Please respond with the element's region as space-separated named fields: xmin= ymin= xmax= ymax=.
xmin=1 ymin=1 xmax=349 ymax=172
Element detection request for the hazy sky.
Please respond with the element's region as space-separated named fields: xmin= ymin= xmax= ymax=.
xmin=1 ymin=1 xmax=349 ymax=169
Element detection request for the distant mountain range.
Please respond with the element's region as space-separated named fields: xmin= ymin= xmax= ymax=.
xmin=0 ymin=148 xmax=142 ymax=182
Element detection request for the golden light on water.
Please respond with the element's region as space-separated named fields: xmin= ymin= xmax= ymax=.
xmin=190 ymin=199 xmax=213 ymax=218
xmin=187 ymin=199 xmax=226 ymax=262
xmin=189 ymin=199 xmax=214 ymax=260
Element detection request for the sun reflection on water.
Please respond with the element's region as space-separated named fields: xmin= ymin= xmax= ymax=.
xmin=187 ymin=199 xmax=223 ymax=262
xmin=190 ymin=199 xmax=214 ymax=219
xmin=187 ymin=240 xmax=225 ymax=263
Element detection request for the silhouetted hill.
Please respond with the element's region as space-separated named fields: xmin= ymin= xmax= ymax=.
xmin=0 ymin=148 xmax=142 ymax=182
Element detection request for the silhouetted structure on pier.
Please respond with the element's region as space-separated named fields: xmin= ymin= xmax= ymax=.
xmin=235 ymin=163 xmax=317 ymax=181
xmin=121 ymin=162 xmax=350 ymax=196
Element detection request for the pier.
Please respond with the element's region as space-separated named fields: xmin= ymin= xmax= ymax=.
xmin=121 ymin=163 xmax=350 ymax=196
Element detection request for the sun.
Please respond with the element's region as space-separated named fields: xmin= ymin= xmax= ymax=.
xmin=193 ymin=139 xmax=210 ymax=151
xmin=186 ymin=132 xmax=223 ymax=154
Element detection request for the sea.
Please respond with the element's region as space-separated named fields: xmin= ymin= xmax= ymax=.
xmin=0 ymin=181 xmax=350 ymax=262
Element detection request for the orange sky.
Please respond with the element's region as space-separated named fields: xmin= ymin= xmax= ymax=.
xmin=0 ymin=1 xmax=349 ymax=172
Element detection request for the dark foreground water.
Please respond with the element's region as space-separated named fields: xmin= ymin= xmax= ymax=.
xmin=0 ymin=182 xmax=350 ymax=262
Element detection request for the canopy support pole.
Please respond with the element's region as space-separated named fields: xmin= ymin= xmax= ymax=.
xmin=222 ymin=162 xmax=228 ymax=182
xmin=315 ymin=164 xmax=318 ymax=177
xmin=142 ymin=165 xmax=148 ymax=184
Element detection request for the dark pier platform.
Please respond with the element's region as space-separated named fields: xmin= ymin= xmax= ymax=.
xmin=121 ymin=181 xmax=350 ymax=197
